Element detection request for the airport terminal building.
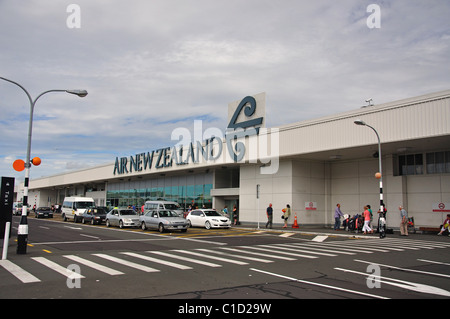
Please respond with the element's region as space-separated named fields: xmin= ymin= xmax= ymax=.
xmin=17 ymin=90 xmax=450 ymax=229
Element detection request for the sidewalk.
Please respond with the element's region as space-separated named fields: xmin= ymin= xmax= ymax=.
xmin=232 ymin=222 xmax=449 ymax=241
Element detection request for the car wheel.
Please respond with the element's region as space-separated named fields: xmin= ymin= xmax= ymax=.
xmin=106 ymin=219 xmax=111 ymax=227
xmin=141 ymin=221 xmax=147 ymax=230
xmin=63 ymin=214 xmax=67 ymax=221
xmin=91 ymin=218 xmax=95 ymax=225
xmin=82 ymin=218 xmax=86 ymax=224
xmin=205 ymin=221 xmax=211 ymax=229
xmin=119 ymin=220 xmax=124 ymax=229
xmin=187 ymin=219 xmax=192 ymax=228
xmin=158 ymin=223 xmax=165 ymax=233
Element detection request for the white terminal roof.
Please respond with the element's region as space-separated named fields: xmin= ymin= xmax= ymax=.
xmin=28 ymin=89 xmax=450 ymax=190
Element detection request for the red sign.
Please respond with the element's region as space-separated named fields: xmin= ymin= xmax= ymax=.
xmin=433 ymin=202 xmax=450 ymax=212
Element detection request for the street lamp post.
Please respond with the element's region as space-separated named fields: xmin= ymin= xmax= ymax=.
xmin=0 ymin=77 xmax=87 ymax=254
xmin=354 ymin=119 xmax=384 ymax=228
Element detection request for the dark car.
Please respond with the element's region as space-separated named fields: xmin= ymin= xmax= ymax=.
xmin=81 ymin=207 xmax=107 ymax=225
xmin=35 ymin=207 xmax=53 ymax=218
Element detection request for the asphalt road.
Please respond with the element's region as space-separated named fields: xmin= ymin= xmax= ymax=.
xmin=1 ymin=214 xmax=450 ymax=308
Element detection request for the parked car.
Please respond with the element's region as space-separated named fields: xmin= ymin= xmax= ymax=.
xmin=105 ymin=208 xmax=140 ymax=228
xmin=61 ymin=196 xmax=95 ymax=223
xmin=34 ymin=207 xmax=53 ymax=218
xmin=140 ymin=210 xmax=188 ymax=233
xmin=81 ymin=207 xmax=107 ymax=225
xmin=144 ymin=200 xmax=184 ymax=217
xmin=13 ymin=202 xmax=23 ymax=216
xmin=186 ymin=209 xmax=231 ymax=229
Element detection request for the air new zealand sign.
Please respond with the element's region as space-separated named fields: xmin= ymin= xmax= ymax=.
xmin=113 ymin=93 xmax=279 ymax=175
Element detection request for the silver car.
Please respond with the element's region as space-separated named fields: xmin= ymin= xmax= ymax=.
xmin=140 ymin=210 xmax=188 ymax=233
xmin=106 ymin=208 xmax=140 ymax=228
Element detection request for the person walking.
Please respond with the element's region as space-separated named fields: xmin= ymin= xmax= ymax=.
xmin=282 ymin=204 xmax=291 ymax=228
xmin=367 ymin=204 xmax=373 ymax=227
xmin=362 ymin=206 xmax=373 ymax=234
xmin=233 ymin=205 xmax=239 ymax=225
xmin=334 ymin=204 xmax=344 ymax=230
xmin=222 ymin=205 xmax=229 ymax=218
xmin=399 ymin=206 xmax=408 ymax=236
xmin=266 ymin=203 xmax=273 ymax=229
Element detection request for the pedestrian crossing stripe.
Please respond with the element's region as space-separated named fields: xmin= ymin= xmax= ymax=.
xmin=0 ymin=259 xmax=40 ymax=283
xmin=1 ymin=238 xmax=449 ymax=284
xmin=195 ymin=248 xmax=274 ymax=263
xmin=279 ymin=233 xmax=294 ymax=237
xmin=149 ymin=250 xmax=222 ymax=268
xmin=120 ymin=252 xmax=193 ymax=270
xmin=219 ymin=247 xmax=296 ymax=261
xmin=32 ymin=257 xmax=85 ymax=279
xmin=172 ymin=249 xmax=249 ymax=265
xmin=92 ymin=253 xmax=159 ymax=273
xmin=63 ymin=255 xmax=124 ymax=275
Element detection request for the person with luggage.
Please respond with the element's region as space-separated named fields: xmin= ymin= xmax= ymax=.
xmin=399 ymin=206 xmax=409 ymax=236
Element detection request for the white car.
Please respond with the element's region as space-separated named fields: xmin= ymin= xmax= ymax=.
xmin=106 ymin=208 xmax=140 ymax=228
xmin=186 ymin=209 xmax=231 ymax=229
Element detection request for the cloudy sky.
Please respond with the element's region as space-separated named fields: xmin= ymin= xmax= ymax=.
xmin=0 ymin=0 xmax=449 ymax=182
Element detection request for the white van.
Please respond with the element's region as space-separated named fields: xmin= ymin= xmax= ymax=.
xmin=144 ymin=200 xmax=184 ymax=217
xmin=62 ymin=197 xmax=95 ymax=223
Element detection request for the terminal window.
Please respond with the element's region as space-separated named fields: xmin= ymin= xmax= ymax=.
xmin=426 ymin=151 xmax=450 ymax=174
xmin=398 ymin=154 xmax=423 ymax=175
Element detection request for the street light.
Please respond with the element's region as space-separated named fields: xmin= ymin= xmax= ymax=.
xmin=354 ymin=119 xmax=385 ymax=235
xmin=0 ymin=77 xmax=88 ymax=254
xmin=66 ymin=89 xmax=88 ymax=97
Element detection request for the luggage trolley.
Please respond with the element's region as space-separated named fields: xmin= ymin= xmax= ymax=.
xmin=377 ymin=211 xmax=387 ymax=238
xmin=407 ymin=217 xmax=416 ymax=234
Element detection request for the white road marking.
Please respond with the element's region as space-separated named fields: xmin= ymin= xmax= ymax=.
xmin=335 ymin=266 xmax=450 ymax=297
xmin=173 ymin=249 xmax=248 ymax=265
xmin=149 ymin=251 xmax=222 ymax=267
xmin=0 ymin=260 xmax=41 ymax=283
xmin=121 ymin=252 xmax=193 ymax=270
xmin=32 ymin=257 xmax=85 ymax=279
xmin=63 ymin=255 xmax=124 ymax=275
xmin=93 ymin=254 xmax=159 ymax=272
xmin=251 ymin=268 xmax=389 ymax=299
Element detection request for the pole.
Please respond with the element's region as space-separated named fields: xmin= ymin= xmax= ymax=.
xmin=0 ymin=77 xmax=87 ymax=254
xmin=256 ymin=184 xmax=260 ymax=229
xmin=366 ymin=124 xmax=384 ymax=220
xmin=0 ymin=77 xmax=34 ymax=254
xmin=2 ymin=222 xmax=11 ymax=260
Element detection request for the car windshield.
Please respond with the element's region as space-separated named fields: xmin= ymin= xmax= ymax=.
xmin=75 ymin=202 xmax=94 ymax=209
xmin=164 ymin=204 xmax=180 ymax=210
xmin=159 ymin=210 xmax=178 ymax=218
xmin=39 ymin=207 xmax=51 ymax=211
xmin=92 ymin=208 xmax=106 ymax=214
xmin=204 ymin=210 xmax=221 ymax=217
xmin=120 ymin=210 xmax=136 ymax=215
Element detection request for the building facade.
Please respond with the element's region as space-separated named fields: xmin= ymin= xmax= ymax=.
xmin=18 ymin=90 xmax=450 ymax=229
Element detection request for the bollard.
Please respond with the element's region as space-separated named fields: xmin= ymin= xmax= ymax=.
xmin=2 ymin=222 xmax=11 ymax=260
